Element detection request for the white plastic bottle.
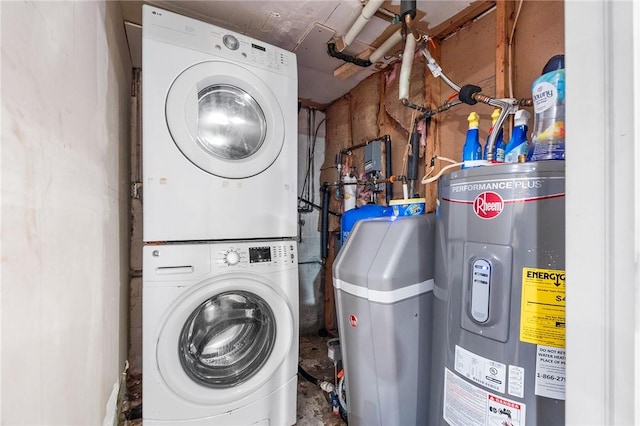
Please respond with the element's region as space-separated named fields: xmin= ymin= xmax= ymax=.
xmin=343 ymin=175 xmax=357 ymax=211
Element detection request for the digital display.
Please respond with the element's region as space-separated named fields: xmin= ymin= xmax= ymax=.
xmin=249 ymin=247 xmax=271 ymax=263
xmin=251 ymin=43 xmax=266 ymax=52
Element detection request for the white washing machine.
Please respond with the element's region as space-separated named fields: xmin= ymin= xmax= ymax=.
xmin=143 ymin=241 xmax=299 ymax=425
xmin=142 ymin=5 xmax=298 ymax=242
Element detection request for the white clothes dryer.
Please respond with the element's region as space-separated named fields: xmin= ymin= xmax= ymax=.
xmin=142 ymin=241 xmax=299 ymax=425
xmin=142 ymin=5 xmax=298 ymax=242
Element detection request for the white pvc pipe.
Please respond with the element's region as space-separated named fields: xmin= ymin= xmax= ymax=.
xmin=398 ymin=34 xmax=416 ymax=100
xmin=343 ymin=0 xmax=385 ymax=48
xmin=368 ymin=29 xmax=402 ymax=63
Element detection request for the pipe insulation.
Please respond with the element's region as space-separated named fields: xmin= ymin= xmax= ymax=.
xmin=384 ymin=135 xmax=393 ymax=205
xmin=342 ymin=0 xmax=385 ymax=50
xmin=408 ymin=129 xmax=420 ymax=196
xmin=369 ymin=29 xmax=403 ymax=63
xmin=400 ymin=0 xmax=417 ymax=19
xmin=398 ymin=34 xmax=416 ymax=101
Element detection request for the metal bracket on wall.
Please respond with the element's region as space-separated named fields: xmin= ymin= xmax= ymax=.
xmin=131 ymin=182 xmax=143 ymax=199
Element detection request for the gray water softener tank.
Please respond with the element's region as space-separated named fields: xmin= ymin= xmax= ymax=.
xmin=429 ymin=161 xmax=565 ymax=426
xmin=333 ymin=214 xmax=436 ymax=426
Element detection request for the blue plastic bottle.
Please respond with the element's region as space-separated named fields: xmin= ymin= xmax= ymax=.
xmin=484 ymin=109 xmax=506 ymax=162
xmin=462 ymin=112 xmax=482 ymax=168
xmin=504 ymin=109 xmax=531 ymax=163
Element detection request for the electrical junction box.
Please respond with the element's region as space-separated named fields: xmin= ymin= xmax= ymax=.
xmin=364 ymin=140 xmax=382 ymax=173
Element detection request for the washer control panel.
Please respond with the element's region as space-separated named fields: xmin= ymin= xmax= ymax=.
xmin=214 ymin=241 xmax=297 ymax=270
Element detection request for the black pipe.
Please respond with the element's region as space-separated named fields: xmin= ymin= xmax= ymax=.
xmin=400 ymin=0 xmax=417 ymax=20
xmin=384 ymin=135 xmax=393 ymax=205
xmin=407 ymin=128 xmax=420 ymax=182
xmin=407 ymin=125 xmax=420 ymax=196
xmin=320 ymin=183 xmax=330 ymax=260
xmin=298 ymin=196 xmax=341 ymax=217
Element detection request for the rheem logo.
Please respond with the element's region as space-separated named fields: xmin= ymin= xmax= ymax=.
xmin=473 ymin=191 xmax=504 ymax=219
xmin=349 ymin=314 xmax=358 ymax=328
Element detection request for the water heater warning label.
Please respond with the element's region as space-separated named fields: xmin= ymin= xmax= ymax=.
xmin=520 ymin=267 xmax=566 ymax=348
xmin=535 ymin=345 xmax=566 ymax=400
xmin=444 ymin=368 xmax=526 ymax=426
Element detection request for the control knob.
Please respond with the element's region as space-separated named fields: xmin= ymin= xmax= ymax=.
xmin=224 ymin=250 xmax=241 ymax=266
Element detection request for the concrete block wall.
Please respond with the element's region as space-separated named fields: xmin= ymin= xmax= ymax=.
xmin=297 ymin=109 xmax=326 ymax=334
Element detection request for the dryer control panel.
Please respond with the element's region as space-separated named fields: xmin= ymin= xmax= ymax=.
xmin=143 ymin=5 xmax=296 ymax=78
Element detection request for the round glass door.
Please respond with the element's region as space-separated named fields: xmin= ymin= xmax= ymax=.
xmin=155 ymin=275 xmax=293 ymax=404
xmin=166 ymin=61 xmax=285 ymax=179
xmin=197 ymin=85 xmax=266 ymax=161
xmin=178 ymin=291 xmax=276 ymax=388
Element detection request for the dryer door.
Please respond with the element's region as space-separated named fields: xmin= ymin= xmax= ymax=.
xmin=165 ymin=61 xmax=284 ymax=179
xmin=156 ymin=274 xmax=294 ymax=404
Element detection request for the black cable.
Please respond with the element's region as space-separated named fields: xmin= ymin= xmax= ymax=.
xmin=327 ymin=42 xmax=372 ymax=68
xmin=298 ymin=364 xmax=320 ymax=387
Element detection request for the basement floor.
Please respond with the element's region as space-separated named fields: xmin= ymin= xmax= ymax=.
xmin=121 ymin=333 xmax=346 ymax=425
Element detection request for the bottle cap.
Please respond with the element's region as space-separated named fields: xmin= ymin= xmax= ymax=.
xmin=514 ymin=109 xmax=531 ymax=127
xmin=467 ymin=112 xmax=479 ymax=129
xmin=542 ymin=54 xmax=565 ymax=74
xmin=491 ymin=108 xmax=500 ymax=125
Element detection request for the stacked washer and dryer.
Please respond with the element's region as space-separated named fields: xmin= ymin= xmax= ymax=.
xmin=141 ymin=6 xmax=299 ymax=425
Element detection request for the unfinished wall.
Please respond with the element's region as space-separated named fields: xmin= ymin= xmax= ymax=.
xmin=324 ymin=2 xmax=565 ymax=212
xmin=320 ymin=1 xmax=565 ymax=331
xmin=435 ymin=3 xmax=565 ymax=186
xmin=319 ymin=55 xmax=427 ymax=233
xmin=1 ymin=1 xmax=132 ymax=424
xmin=435 ymin=9 xmax=497 ymax=168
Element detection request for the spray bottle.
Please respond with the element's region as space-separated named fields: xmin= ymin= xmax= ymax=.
xmin=462 ymin=112 xmax=482 ymax=168
xmin=484 ymin=109 xmax=506 ymax=162
xmin=504 ymin=109 xmax=531 ymax=163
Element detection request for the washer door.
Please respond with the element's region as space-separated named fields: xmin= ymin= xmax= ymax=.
xmin=165 ymin=61 xmax=285 ymax=179
xmin=156 ymin=275 xmax=293 ymax=404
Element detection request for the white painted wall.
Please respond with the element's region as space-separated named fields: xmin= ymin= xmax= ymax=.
xmin=1 ymin=1 xmax=132 ymax=424
xmin=565 ymin=0 xmax=639 ymax=424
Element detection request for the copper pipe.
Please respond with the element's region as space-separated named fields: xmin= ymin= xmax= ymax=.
xmin=404 ymin=14 xmax=421 ymax=42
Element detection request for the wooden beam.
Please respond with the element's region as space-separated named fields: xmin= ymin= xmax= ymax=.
xmin=424 ymin=38 xmax=441 ymax=213
xmin=429 ymin=1 xmax=495 ymax=40
xmin=495 ymin=0 xmax=515 ymax=98
xmin=323 ymin=232 xmax=338 ymax=333
xmin=298 ymin=97 xmax=329 ymax=111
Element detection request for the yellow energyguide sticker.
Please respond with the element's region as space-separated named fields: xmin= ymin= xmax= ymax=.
xmin=520 ymin=267 xmax=565 ymax=348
